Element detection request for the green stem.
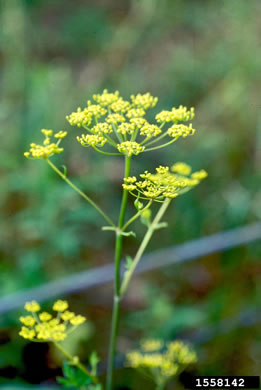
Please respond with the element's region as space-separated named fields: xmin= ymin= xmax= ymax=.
xmin=120 ymin=199 xmax=171 ymax=297
xmin=143 ymin=128 xmax=168 ymax=147
xmin=143 ymin=138 xmax=177 ymax=152
xmin=121 ymin=200 xmax=152 ymax=232
xmin=156 ymin=382 xmax=166 ymax=390
xmin=108 ymin=108 xmax=123 ymax=143
xmin=47 ymin=159 xmax=115 ymax=228
xmin=54 ymin=342 xmax=98 ymax=384
xmin=106 ymin=156 xmax=131 ymax=390
xmin=92 ymin=146 xmax=121 ymax=156
xmin=104 ymin=133 xmax=118 ymax=147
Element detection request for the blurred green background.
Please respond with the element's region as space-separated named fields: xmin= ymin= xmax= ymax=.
xmin=0 ymin=0 xmax=261 ymax=388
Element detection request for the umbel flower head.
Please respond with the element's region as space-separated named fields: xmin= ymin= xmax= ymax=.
xmin=123 ymin=163 xmax=207 ymax=202
xmin=126 ymin=339 xmax=197 ymax=387
xmin=66 ymin=90 xmax=196 ymax=157
xmin=19 ymin=300 xmax=86 ymax=342
xmin=24 ymin=129 xmax=67 ymax=159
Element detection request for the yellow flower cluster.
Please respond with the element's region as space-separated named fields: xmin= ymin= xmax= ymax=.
xmin=19 ymin=300 xmax=86 ymax=342
xmin=168 ymin=123 xmax=195 ymax=139
xmin=77 ymin=134 xmax=107 ymax=147
xmin=126 ymin=339 xmax=197 ymax=385
xmin=66 ymin=107 xmax=93 ymax=127
xmin=155 ymin=105 xmax=195 ymax=123
xmin=130 ymin=93 xmax=158 ymax=109
xmin=140 ymin=124 xmax=162 ymax=138
xmin=122 ymin=163 xmax=207 ymax=201
xmin=117 ymin=141 xmax=145 ymax=157
xmin=24 ymin=129 xmax=67 ymax=159
xmin=65 ymin=90 xmax=196 ymax=157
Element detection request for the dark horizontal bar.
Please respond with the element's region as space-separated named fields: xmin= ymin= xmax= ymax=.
xmin=0 ymin=222 xmax=260 ymax=314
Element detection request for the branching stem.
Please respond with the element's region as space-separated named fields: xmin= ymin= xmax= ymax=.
xmin=120 ymin=199 xmax=171 ymax=296
xmin=121 ymin=200 xmax=152 ymax=232
xmin=143 ymin=138 xmax=177 ymax=152
xmin=54 ymin=342 xmax=98 ymax=384
xmin=106 ymin=156 xmax=131 ymax=390
xmin=47 ymin=159 xmax=115 ymax=228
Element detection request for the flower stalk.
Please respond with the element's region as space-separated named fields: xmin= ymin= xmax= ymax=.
xmin=47 ymin=159 xmax=115 ymax=228
xmin=120 ymin=199 xmax=171 ymax=297
xmin=54 ymin=342 xmax=96 ymax=381
xmin=106 ymin=156 xmax=131 ymax=390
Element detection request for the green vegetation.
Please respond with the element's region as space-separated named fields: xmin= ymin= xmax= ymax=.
xmin=0 ymin=0 xmax=260 ymax=388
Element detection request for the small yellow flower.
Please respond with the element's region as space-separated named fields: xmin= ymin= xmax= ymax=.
xmin=124 ymin=176 xmax=137 ymax=183
xmin=117 ymin=141 xmax=145 ymax=156
xmin=70 ymin=315 xmax=86 ymax=326
xmin=166 ymin=341 xmax=197 ymax=365
xmin=130 ymin=93 xmax=158 ymax=110
xmin=86 ymin=102 xmax=107 ymax=118
xmin=130 ymin=117 xmax=148 ymax=129
xmin=25 ymin=301 xmax=40 ymax=312
xmin=106 ymin=113 xmax=125 ymax=124
xmin=54 ymin=131 xmax=67 ymax=139
xmin=110 ymin=98 xmax=130 ymax=113
xmin=117 ymin=123 xmax=135 ymax=135
xmin=171 ymin=162 xmax=192 ymax=175
xmin=41 ymin=129 xmax=53 ymax=137
xmin=171 ymin=105 xmax=195 ymax=122
xmin=39 ymin=312 xmax=52 ymax=322
xmin=161 ymin=361 xmax=178 ymax=377
xmin=140 ymin=124 xmax=162 ymax=138
xmin=122 ymin=183 xmax=137 ymax=191
xmin=36 ymin=324 xmax=51 ymax=340
xmin=155 ymin=110 xmax=173 ymax=123
xmin=19 ymin=326 xmax=36 ymax=340
xmin=191 ymin=170 xmax=208 ymax=180
xmin=92 ymin=122 xmax=113 ymax=134
xmin=167 ymin=123 xmax=195 ymax=139
xmin=19 ymin=316 xmax=36 ymax=327
xmin=93 ymin=89 xmax=120 ymax=107
xmin=77 ymin=134 xmax=107 ymax=148
xmin=126 ymin=351 xmax=143 ymax=368
xmin=49 ymin=318 xmax=60 ymax=327
xmin=61 ymin=311 xmax=75 ymax=321
xmin=66 ymin=107 xmax=93 ymax=127
xmin=52 ymin=332 xmax=67 ymax=341
xmin=156 ymin=106 xmax=194 ymax=123
xmin=55 ymin=324 xmax=66 ymax=332
xmin=141 ymin=339 xmax=164 ymax=352
xmin=126 ymin=108 xmax=145 ymax=118
xmin=53 ymin=300 xmax=69 ymax=312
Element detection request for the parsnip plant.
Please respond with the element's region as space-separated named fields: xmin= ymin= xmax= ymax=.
xmin=21 ymin=91 xmax=207 ymax=390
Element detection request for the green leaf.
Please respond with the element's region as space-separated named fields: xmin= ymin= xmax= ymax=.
xmin=89 ymin=351 xmax=100 ymax=377
xmin=57 ymin=362 xmax=92 ymax=388
xmin=63 ymin=362 xmax=75 ymax=380
xmin=61 ymin=165 xmax=68 ymax=177
xmin=125 ymin=255 xmax=133 ymax=270
xmin=101 ymin=226 xmax=116 ymax=232
xmin=140 ymin=208 xmax=151 ymax=227
xmin=120 ymin=230 xmax=136 ymax=238
xmin=134 ymin=197 xmax=144 ymax=211
xmin=153 ymin=222 xmax=168 ymax=230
